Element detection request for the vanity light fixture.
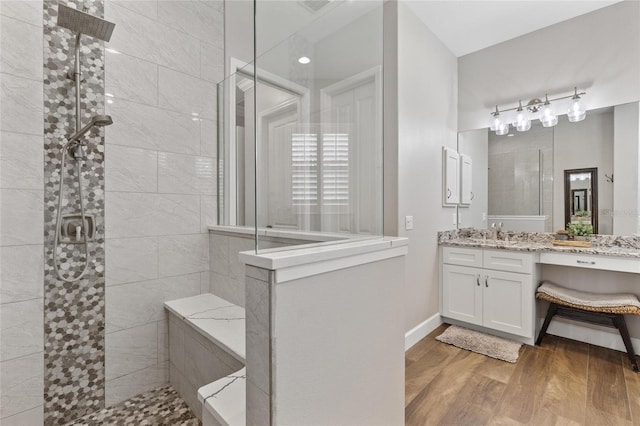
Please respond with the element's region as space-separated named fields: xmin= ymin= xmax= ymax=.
xmin=489 ymin=88 xmax=586 ymax=135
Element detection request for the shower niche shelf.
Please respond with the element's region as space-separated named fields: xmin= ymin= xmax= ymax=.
xmin=59 ymin=214 xmax=95 ymax=243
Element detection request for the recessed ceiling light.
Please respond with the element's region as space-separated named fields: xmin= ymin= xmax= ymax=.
xmin=298 ymin=56 xmax=311 ymax=65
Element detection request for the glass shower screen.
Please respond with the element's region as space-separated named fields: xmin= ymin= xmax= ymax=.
xmin=219 ymin=0 xmax=384 ymax=251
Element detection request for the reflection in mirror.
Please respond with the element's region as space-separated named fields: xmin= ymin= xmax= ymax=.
xmin=457 ymin=129 xmax=488 ymax=229
xmin=488 ymin=122 xmax=553 ymax=232
xmin=565 ymin=168 xmax=598 ymax=233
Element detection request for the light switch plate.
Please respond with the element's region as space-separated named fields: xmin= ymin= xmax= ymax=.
xmin=405 ymin=215 xmax=414 ymax=230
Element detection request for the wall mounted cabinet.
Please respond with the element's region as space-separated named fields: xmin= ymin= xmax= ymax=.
xmin=442 ymin=147 xmax=459 ymax=206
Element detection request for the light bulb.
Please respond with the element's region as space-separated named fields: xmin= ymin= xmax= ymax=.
xmin=567 ymin=87 xmax=586 ymax=122
xmin=539 ymin=95 xmax=557 ymax=127
xmin=516 ymin=116 xmax=531 ymax=131
xmin=490 ymin=115 xmax=502 ymax=131
xmin=495 ymin=121 xmax=509 ymax=136
xmin=515 ymin=101 xmax=531 ymax=132
xmin=489 ymin=106 xmax=501 ymax=131
xmin=567 ymin=98 xmax=586 ymax=122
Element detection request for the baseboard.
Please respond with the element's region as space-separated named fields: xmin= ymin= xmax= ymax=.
xmin=405 ymin=313 xmax=443 ymax=351
xmin=544 ymin=317 xmax=640 ymax=353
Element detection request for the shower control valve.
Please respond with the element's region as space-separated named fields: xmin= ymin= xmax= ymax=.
xmin=59 ymin=214 xmax=95 ymax=243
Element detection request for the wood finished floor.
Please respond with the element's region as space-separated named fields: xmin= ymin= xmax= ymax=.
xmin=405 ymin=324 xmax=640 ymax=426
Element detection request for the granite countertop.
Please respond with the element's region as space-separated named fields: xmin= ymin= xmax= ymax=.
xmin=438 ymin=229 xmax=640 ymax=259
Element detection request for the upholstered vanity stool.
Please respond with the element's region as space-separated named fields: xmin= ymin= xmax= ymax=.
xmin=536 ymin=281 xmax=640 ymax=372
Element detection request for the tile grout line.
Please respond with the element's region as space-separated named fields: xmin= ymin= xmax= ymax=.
xmin=0 ymin=70 xmax=44 ymax=84
xmin=0 ymin=404 xmax=43 ymax=422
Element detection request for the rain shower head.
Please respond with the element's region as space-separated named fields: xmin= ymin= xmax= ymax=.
xmin=68 ymin=114 xmax=113 ymax=143
xmin=57 ymin=4 xmax=115 ymax=41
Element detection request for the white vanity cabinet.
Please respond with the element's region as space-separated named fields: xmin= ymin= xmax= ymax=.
xmin=441 ymin=246 xmax=537 ymax=339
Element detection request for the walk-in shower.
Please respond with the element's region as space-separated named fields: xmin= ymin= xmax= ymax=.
xmin=53 ymin=4 xmax=115 ymax=282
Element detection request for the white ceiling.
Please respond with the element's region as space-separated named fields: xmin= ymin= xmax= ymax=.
xmin=404 ymin=0 xmax=623 ymax=57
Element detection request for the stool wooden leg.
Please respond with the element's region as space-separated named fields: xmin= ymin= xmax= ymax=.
xmin=536 ymin=302 xmax=558 ymax=346
xmin=613 ymin=315 xmax=639 ymax=372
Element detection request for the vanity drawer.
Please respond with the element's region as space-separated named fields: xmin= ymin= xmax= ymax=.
xmin=539 ymin=252 xmax=640 ymax=274
xmin=483 ymin=250 xmax=533 ymax=274
xmin=442 ymin=247 xmax=483 ymax=267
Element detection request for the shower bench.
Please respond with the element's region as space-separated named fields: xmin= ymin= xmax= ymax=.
xmin=164 ymin=293 xmax=246 ymax=425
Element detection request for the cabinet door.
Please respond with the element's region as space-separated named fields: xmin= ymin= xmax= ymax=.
xmin=460 ymin=154 xmax=473 ymax=205
xmin=443 ymin=147 xmax=460 ymax=205
xmin=482 ymin=270 xmax=533 ymax=338
xmin=442 ymin=264 xmax=483 ymax=326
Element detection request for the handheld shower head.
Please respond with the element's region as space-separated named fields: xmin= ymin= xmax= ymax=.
xmin=68 ymin=114 xmax=113 ymax=143
xmin=57 ymin=4 xmax=115 ymax=41
xmin=92 ymin=114 xmax=113 ymax=127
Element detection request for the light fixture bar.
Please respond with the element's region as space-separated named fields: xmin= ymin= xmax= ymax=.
xmin=494 ymin=90 xmax=586 ymax=114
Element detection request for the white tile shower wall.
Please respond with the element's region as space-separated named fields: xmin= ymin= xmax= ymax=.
xmin=103 ymin=0 xmax=223 ymax=406
xmin=209 ymin=233 xmax=253 ymax=307
xmin=0 ymin=1 xmax=45 ymax=422
xmin=208 ymin=232 xmax=294 ymax=308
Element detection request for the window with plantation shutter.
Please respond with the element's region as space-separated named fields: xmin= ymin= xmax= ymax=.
xmin=291 ymin=133 xmax=318 ymax=206
xmin=322 ymin=133 xmax=349 ymax=205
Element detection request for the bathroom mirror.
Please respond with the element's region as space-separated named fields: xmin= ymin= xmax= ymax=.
xmin=457 ymin=101 xmax=639 ymax=235
xmin=564 ymin=168 xmax=598 ymax=233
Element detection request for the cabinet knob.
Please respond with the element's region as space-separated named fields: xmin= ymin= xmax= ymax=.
xmin=447 ymin=188 xmax=452 ymax=199
xmin=476 ymin=274 xmax=480 ymax=286
xmin=485 ymin=276 xmax=488 ymax=287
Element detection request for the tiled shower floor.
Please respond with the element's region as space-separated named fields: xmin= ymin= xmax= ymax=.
xmin=67 ymin=385 xmax=199 ymax=425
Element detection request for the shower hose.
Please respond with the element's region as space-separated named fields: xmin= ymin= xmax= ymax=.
xmin=53 ymin=141 xmax=91 ymax=283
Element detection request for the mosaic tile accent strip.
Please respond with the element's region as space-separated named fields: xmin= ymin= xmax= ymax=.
xmin=67 ymin=385 xmax=200 ymax=426
xmin=43 ymin=1 xmax=107 ymax=424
